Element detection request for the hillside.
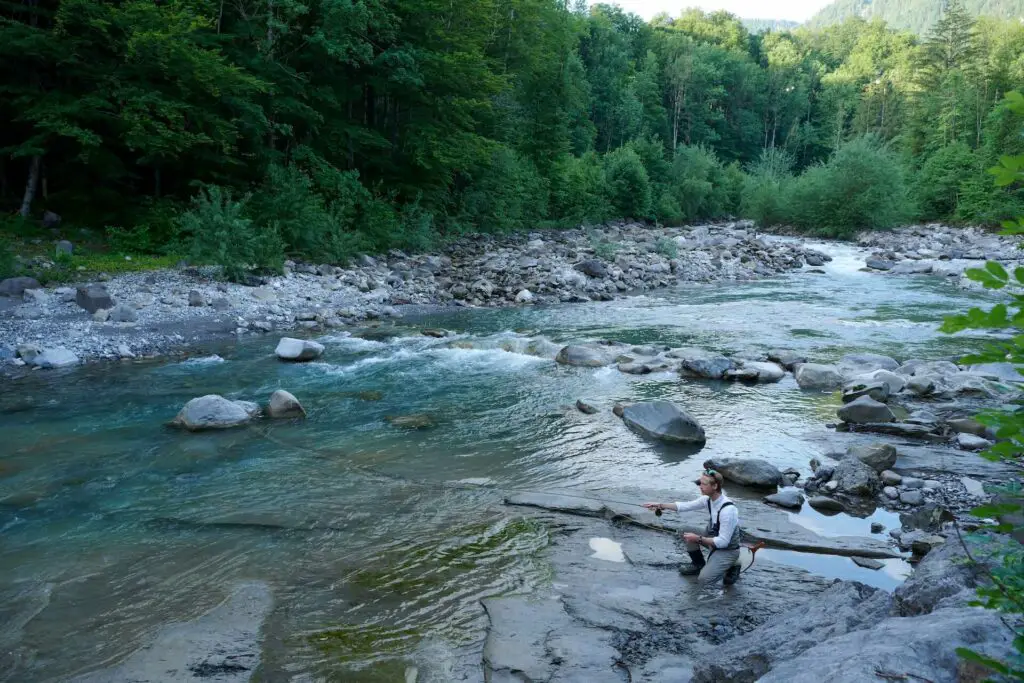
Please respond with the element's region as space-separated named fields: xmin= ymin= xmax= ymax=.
xmin=807 ymin=0 xmax=1024 ymax=34
xmin=741 ymin=18 xmax=801 ymax=32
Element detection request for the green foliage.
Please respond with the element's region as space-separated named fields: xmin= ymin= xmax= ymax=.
xmin=807 ymin=0 xmax=1024 ymax=35
xmin=915 ymin=142 xmax=978 ymax=218
xmin=741 ymin=148 xmax=795 ymax=228
xmin=655 ymin=236 xmax=679 ymax=258
xmin=2 ymin=0 xmax=1024 ymax=269
xmin=454 ymin=147 xmax=548 ymax=233
xmin=176 ymin=186 xmax=284 ymax=281
xmin=0 ymin=239 xmax=14 ymax=278
xmin=589 ymin=230 xmax=620 ymax=259
xmin=603 ymin=146 xmax=652 ymax=219
xmin=940 ymin=89 xmax=1024 ymax=680
xmin=782 ymin=136 xmax=914 ymax=237
xmin=549 ymin=153 xmax=609 ymax=226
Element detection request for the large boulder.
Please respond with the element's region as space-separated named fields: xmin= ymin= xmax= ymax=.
xmin=171 ymin=395 xmax=259 ymax=431
xmin=620 ymin=401 xmax=706 ymax=444
xmin=574 ymin=259 xmax=609 ymax=278
xmin=840 ymin=380 xmax=889 ymax=404
xmin=76 ymin=284 xmax=114 ymax=313
xmin=795 ymin=363 xmax=843 ymax=390
xmin=767 ymin=349 xmax=807 ymax=370
xmin=846 ymin=443 xmax=897 ymax=472
xmin=836 ymin=353 xmax=900 ymax=379
xmin=755 ymin=608 xmax=1015 ymax=683
xmin=703 ymin=457 xmax=781 ymax=488
xmin=0 ymin=276 xmax=41 ymax=296
xmin=727 ymin=360 xmax=785 ymax=383
xmin=267 ymin=390 xmax=306 ymax=419
xmin=669 ymin=347 xmax=735 ymax=379
xmin=275 ymin=337 xmax=325 ymax=362
xmin=30 ymin=347 xmax=80 ymax=369
xmin=837 ymin=395 xmax=895 ymax=424
xmin=555 ymin=344 xmax=615 ymax=367
xmin=831 ymin=457 xmax=880 ymax=496
xmin=691 ymin=582 xmax=892 ymax=683
xmin=892 ymin=534 xmax=992 ymax=617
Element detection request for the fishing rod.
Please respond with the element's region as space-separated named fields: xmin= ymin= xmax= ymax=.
xmin=252 ymin=426 xmax=765 ymax=573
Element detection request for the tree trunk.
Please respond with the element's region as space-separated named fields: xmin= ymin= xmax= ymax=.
xmin=19 ymin=154 xmax=41 ymax=218
xmin=154 ymin=167 xmax=162 ymax=198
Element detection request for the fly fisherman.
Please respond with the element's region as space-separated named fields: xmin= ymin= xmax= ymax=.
xmin=644 ymin=469 xmax=741 ymax=589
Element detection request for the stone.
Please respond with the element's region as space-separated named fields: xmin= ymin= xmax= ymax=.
xmin=840 ymin=380 xmax=889 ymax=403
xmin=704 ymin=457 xmax=782 ymax=487
xmin=910 ymin=534 xmax=946 ymax=557
xmin=754 ymin=608 xmax=1014 ymax=683
xmin=763 ymin=488 xmax=805 ymax=509
xmin=621 ymin=401 xmax=706 ymax=444
xmin=865 ymin=256 xmax=894 ymax=270
xmin=900 ymin=490 xmax=924 ymax=505
xmin=961 ymin=477 xmax=986 ymax=498
xmin=732 ymin=360 xmax=785 ymax=383
xmin=883 ymin=486 xmax=899 ymax=499
xmin=274 ymin=337 xmax=324 ymax=362
xmin=385 ymin=414 xmax=434 ymax=429
xmin=30 ymin=347 xmax=80 ymax=369
xmin=837 ymin=395 xmax=895 ymax=424
xmin=514 ymin=289 xmax=534 ymax=303
xmin=55 ymin=240 xmax=73 ymax=257
xmin=794 ymin=363 xmax=843 ymax=389
xmin=807 ymin=496 xmax=844 ymax=512
xmin=881 ymin=470 xmax=902 ymax=486
xmin=957 ymin=432 xmax=993 ymax=451
xmin=870 ymin=522 xmax=885 ymax=533
xmin=767 ymin=349 xmax=807 ymax=370
xmin=846 ymin=443 xmax=897 ymax=472
xmin=831 ymin=457 xmax=880 ymax=496
xmin=76 ymin=284 xmax=114 ymax=313
xmin=108 ymin=304 xmax=138 ymax=323
xmin=0 ymin=274 xmax=40 ymax=296
xmin=575 ymin=399 xmax=599 ymax=415
xmin=267 ymin=390 xmax=306 ymax=419
xmin=189 ymin=290 xmax=205 ymax=307
xmin=851 ymin=556 xmax=884 ymax=570
xmin=171 ymin=395 xmax=259 ymax=431
xmin=691 ymin=582 xmax=892 ymax=683
xmin=555 ymin=344 xmax=615 ymax=367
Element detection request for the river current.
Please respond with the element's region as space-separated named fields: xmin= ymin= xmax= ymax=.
xmin=0 ymin=239 xmax=1000 ymax=681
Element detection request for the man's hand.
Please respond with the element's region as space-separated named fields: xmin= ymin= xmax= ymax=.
xmin=682 ymin=532 xmax=700 ymax=544
xmin=642 ymin=503 xmax=662 ymax=510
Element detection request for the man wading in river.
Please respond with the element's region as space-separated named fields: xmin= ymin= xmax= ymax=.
xmin=644 ymin=470 xmax=741 ymax=589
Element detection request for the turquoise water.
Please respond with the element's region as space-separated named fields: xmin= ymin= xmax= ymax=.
xmin=0 ymin=240 xmax=1000 ymax=681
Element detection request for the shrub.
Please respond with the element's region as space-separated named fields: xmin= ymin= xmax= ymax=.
xmin=603 ymin=146 xmax=652 ymax=220
xmin=176 ymin=185 xmax=284 ymax=281
xmin=549 ymin=153 xmax=608 ymax=226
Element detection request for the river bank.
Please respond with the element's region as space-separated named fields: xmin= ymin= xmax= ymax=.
xmin=2 ymin=221 xmax=826 ymax=371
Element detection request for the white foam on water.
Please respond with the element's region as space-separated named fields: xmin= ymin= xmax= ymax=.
xmin=179 ymin=354 xmax=225 ymax=365
xmin=588 ymin=537 xmax=626 ymax=563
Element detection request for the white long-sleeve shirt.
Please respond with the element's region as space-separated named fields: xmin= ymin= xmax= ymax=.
xmin=674 ymin=494 xmax=739 ymax=549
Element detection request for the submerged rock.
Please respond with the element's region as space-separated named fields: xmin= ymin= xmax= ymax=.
xmin=267 ymin=390 xmax=306 ymax=419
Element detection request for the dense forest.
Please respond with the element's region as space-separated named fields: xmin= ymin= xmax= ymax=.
xmin=1 ymin=0 xmax=1024 ymax=274
xmin=808 ymin=0 xmax=1024 ymax=36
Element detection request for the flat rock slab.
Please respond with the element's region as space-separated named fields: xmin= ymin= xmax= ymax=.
xmin=505 ymin=492 xmax=900 ymax=559
xmin=72 ymin=581 xmax=272 ymax=683
xmin=481 ymin=513 xmax=837 ymax=683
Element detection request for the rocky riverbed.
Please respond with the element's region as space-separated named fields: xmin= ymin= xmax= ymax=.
xmin=857 ymin=223 xmax=1024 ymax=287
xmin=0 ymin=221 xmax=823 ymax=370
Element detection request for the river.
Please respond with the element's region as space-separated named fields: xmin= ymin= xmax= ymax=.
xmin=0 ymin=239 xmax=1001 ymax=681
